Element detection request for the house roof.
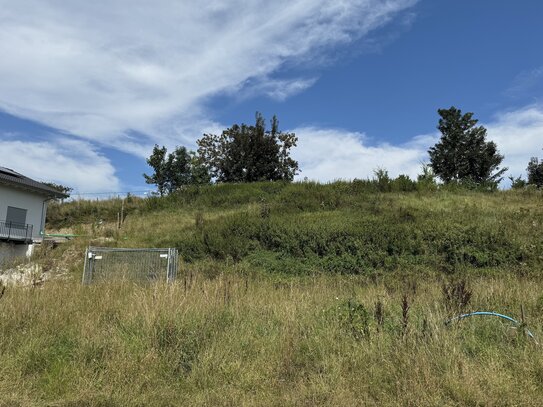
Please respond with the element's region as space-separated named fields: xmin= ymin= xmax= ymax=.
xmin=0 ymin=166 xmax=69 ymax=199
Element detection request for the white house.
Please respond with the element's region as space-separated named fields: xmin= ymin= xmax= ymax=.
xmin=0 ymin=166 xmax=68 ymax=265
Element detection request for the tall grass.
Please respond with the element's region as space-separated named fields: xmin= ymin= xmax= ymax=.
xmin=1 ymin=274 xmax=542 ymax=405
xmin=47 ymin=179 xmax=503 ymax=228
xmin=5 ymin=182 xmax=540 ymax=405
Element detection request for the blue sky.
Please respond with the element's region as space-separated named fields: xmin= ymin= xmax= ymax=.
xmin=1 ymin=0 xmax=542 ymax=196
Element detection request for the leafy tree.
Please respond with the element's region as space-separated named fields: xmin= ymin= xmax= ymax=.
xmin=417 ymin=163 xmax=436 ymax=182
xmin=43 ymin=182 xmax=73 ymax=198
xmin=144 ymin=145 xmax=210 ymax=195
xmin=165 ymin=145 xmax=192 ymax=191
xmin=415 ymin=164 xmax=437 ymax=191
xmin=508 ymin=175 xmax=527 ymax=189
xmin=373 ymin=167 xmax=391 ymax=192
xmin=189 ymin=151 xmax=212 ymax=185
xmin=197 ymin=112 xmax=299 ymax=183
xmin=143 ymin=145 xmax=169 ymax=196
xmin=527 ymin=154 xmax=543 ymax=187
xmin=428 ymin=107 xmax=507 ymax=186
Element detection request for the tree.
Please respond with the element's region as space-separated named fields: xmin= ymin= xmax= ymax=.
xmin=428 ymin=107 xmax=507 ymax=186
xmin=143 ymin=145 xmax=169 ymax=196
xmin=164 ymin=145 xmax=192 ymax=191
xmin=143 ymin=145 xmax=210 ymax=195
xmin=43 ymin=182 xmax=73 ymax=199
xmin=417 ymin=163 xmax=436 ymax=183
xmin=189 ymin=151 xmax=212 ymax=185
xmin=416 ymin=163 xmax=438 ymax=191
xmin=527 ymin=153 xmax=543 ymax=187
xmin=197 ymin=112 xmax=299 ymax=183
xmin=508 ymin=175 xmax=527 ymax=189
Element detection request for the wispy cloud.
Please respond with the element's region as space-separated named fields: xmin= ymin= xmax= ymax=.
xmin=505 ymin=67 xmax=543 ymax=100
xmin=0 ymin=0 xmax=418 ymax=154
xmin=244 ymin=77 xmax=319 ymax=102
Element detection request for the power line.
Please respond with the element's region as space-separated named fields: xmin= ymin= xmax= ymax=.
xmin=71 ymin=190 xmax=154 ymax=196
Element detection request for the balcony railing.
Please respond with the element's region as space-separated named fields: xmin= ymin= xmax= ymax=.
xmin=0 ymin=220 xmax=33 ymax=243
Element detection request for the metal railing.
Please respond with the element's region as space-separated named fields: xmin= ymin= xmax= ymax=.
xmin=0 ymin=220 xmax=33 ymax=242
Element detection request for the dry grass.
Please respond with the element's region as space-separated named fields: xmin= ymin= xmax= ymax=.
xmin=1 ymin=273 xmax=543 ymax=406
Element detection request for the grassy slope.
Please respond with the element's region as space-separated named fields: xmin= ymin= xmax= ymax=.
xmin=1 ymin=182 xmax=543 ymax=406
xmin=46 ymin=182 xmax=543 ymax=276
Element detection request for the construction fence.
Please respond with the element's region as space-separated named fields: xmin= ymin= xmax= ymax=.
xmin=82 ymin=246 xmax=178 ymax=284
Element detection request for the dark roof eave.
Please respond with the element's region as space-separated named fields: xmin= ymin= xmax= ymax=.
xmin=0 ymin=177 xmax=69 ymax=199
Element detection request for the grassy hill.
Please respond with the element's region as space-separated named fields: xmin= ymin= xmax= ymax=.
xmin=47 ymin=181 xmax=542 ymax=276
xmin=1 ymin=182 xmax=543 ymax=405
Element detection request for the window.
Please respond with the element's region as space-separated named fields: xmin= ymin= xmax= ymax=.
xmin=6 ymin=206 xmax=27 ymax=227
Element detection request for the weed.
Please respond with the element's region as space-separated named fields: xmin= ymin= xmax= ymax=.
xmin=402 ymin=293 xmax=410 ymax=337
xmin=259 ymin=202 xmax=271 ymax=219
xmin=338 ymin=298 xmax=371 ymax=340
xmin=442 ymin=279 xmax=472 ymax=312
xmin=374 ymin=299 xmax=384 ymax=331
xmin=194 ymin=211 xmax=205 ymax=229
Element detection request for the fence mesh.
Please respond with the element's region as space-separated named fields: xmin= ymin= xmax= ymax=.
xmin=82 ymin=246 xmax=178 ymax=284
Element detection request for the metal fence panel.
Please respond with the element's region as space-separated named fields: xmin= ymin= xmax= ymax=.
xmin=82 ymin=246 xmax=178 ymax=284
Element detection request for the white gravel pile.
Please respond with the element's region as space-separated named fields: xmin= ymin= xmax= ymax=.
xmin=0 ymin=263 xmax=52 ymax=287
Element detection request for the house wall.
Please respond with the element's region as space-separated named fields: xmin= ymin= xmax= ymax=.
xmin=0 ymin=184 xmax=48 ymax=239
xmin=0 ymin=241 xmax=33 ymax=267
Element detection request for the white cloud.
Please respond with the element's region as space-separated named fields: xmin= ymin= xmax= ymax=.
xmin=292 ymin=127 xmax=428 ymax=182
xmin=486 ymin=105 xmax=543 ymax=179
xmin=292 ymin=105 xmax=543 ymax=184
xmin=239 ymin=77 xmax=319 ymax=102
xmin=0 ymin=0 xmax=418 ymax=153
xmin=0 ymin=138 xmax=120 ymax=193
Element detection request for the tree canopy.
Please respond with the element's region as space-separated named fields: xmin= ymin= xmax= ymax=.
xmin=527 ymin=153 xmax=543 ymax=187
xmin=143 ymin=145 xmax=210 ymax=195
xmin=43 ymin=182 xmax=73 ymax=198
xmin=428 ymin=107 xmax=507 ymax=186
xmin=197 ymin=112 xmax=298 ymax=183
